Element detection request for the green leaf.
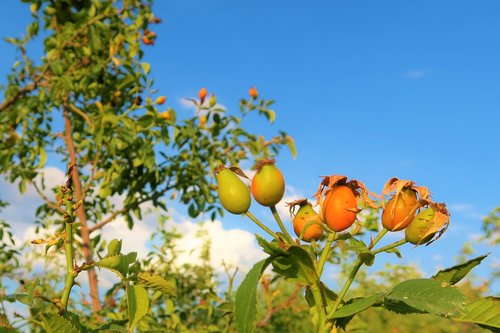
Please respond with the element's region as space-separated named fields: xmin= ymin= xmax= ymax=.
xmin=96 ymin=252 xmax=137 ymax=279
xmin=40 ymin=313 xmax=79 ymax=333
xmin=385 ymin=278 xmax=466 ymax=317
xmin=329 ymin=293 xmax=384 ymax=319
xmin=38 ymin=148 xmax=47 ymax=168
xmin=106 ymin=239 xmax=122 ymax=257
xmin=235 ymin=258 xmax=272 ymax=333
xmin=255 ymin=234 xmax=287 ymax=257
xmin=272 ymin=245 xmax=317 ymax=285
xmin=138 ymin=272 xmax=176 ymax=297
xmin=345 ymin=238 xmax=375 ymax=266
xmin=14 ymin=293 xmax=33 ymax=306
xmin=141 ymin=62 xmax=151 ymax=75
xmin=432 ymin=254 xmax=488 ymax=285
xmin=285 ymin=136 xmax=297 ymax=159
xmin=454 ymin=297 xmax=500 ymax=331
xmin=126 ymin=283 xmax=149 ymax=332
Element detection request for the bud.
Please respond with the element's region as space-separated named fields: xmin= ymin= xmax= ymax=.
xmin=249 ymin=86 xmax=259 ymax=99
xmin=198 ymin=87 xmax=207 ymax=103
xmin=155 ymin=96 xmax=166 ymax=105
xmin=208 ymin=94 xmax=217 ymax=107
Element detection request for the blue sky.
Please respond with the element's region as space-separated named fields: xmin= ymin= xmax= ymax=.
xmin=1 ymin=0 xmax=499 ymax=296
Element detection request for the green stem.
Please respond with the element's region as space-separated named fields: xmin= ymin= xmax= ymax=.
xmin=317 ymin=232 xmax=336 ymax=277
xmin=244 ymin=211 xmax=279 ymax=241
xmin=60 ymin=192 xmax=76 ymax=311
xmin=368 ymin=228 xmax=388 ymax=250
xmin=372 ymin=239 xmax=407 ymax=255
xmin=310 ymin=284 xmax=327 ymax=333
xmin=327 ymin=258 xmax=364 ymax=319
xmin=270 ymin=205 xmax=294 ymax=244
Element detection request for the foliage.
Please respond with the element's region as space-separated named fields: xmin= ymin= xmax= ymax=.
xmin=0 ymin=0 xmax=294 ymax=314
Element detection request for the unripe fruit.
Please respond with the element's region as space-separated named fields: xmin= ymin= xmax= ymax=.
xmin=293 ymin=204 xmax=323 ymax=242
xmin=322 ymin=185 xmax=357 ymax=232
xmin=405 ymin=208 xmax=436 ymax=245
xmin=249 ymin=87 xmax=259 ymax=98
xmin=217 ymin=169 xmax=251 ymax=214
xmin=382 ymin=188 xmax=418 ymax=231
xmin=251 ymin=163 xmax=285 ymax=207
xmin=159 ymin=111 xmax=170 ymax=120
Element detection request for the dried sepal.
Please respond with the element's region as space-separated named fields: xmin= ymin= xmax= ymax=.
xmin=286 ymin=198 xmax=310 ymax=218
xmin=381 ymin=177 xmax=430 ymax=208
xmin=421 ymin=202 xmax=450 ymax=246
xmin=213 ymin=165 xmax=250 ymax=180
xmin=314 ymin=175 xmax=378 ymax=209
xmin=253 ymin=158 xmax=276 ymax=171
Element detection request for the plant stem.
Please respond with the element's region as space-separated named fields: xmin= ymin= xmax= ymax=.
xmin=60 ymin=188 xmax=76 ymax=311
xmin=368 ymin=228 xmax=388 ymax=250
xmin=244 ymin=211 xmax=279 ymax=241
xmin=317 ymin=232 xmax=336 ymax=277
xmin=327 ymin=258 xmax=363 ymax=319
xmin=372 ymin=239 xmax=407 ymax=255
xmin=310 ymin=284 xmax=327 ymax=333
xmin=270 ymin=205 xmax=294 ymax=244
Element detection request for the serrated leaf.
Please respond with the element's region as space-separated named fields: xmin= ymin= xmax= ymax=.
xmin=126 ymin=283 xmax=149 ymax=332
xmin=305 ymin=282 xmax=339 ymax=326
xmin=272 ymin=245 xmax=317 ymax=285
xmin=329 ymin=293 xmax=384 ymax=319
xmin=138 ymin=272 xmax=176 ymax=297
xmin=432 ymin=254 xmax=488 ymax=285
xmin=385 ymin=278 xmax=466 ymax=317
xmin=255 ymin=234 xmax=287 ymax=256
xmin=40 ymin=313 xmax=79 ymax=333
xmin=454 ymin=297 xmax=500 ymax=330
xmin=345 ymin=238 xmax=375 ymax=266
xmin=96 ymin=252 xmax=137 ymax=279
xmin=235 ymin=258 xmax=272 ymax=333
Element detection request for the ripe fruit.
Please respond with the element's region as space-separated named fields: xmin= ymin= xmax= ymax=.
xmin=249 ymin=87 xmax=259 ymax=98
xmin=142 ymin=36 xmax=154 ymax=45
xmin=217 ymin=168 xmax=251 ymax=214
xmin=382 ymin=188 xmax=418 ymax=231
xmin=322 ymin=185 xmax=358 ymax=232
xmin=251 ymin=161 xmax=285 ymax=207
xmin=155 ymin=96 xmax=166 ymax=105
xmin=405 ymin=208 xmax=436 ymax=245
xmin=198 ymin=87 xmax=207 ymax=103
xmin=293 ymin=203 xmax=323 ymax=242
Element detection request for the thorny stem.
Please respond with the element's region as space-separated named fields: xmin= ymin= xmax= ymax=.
xmin=317 ymin=232 xmax=336 ymax=277
xmin=369 ymin=228 xmax=388 ymax=250
xmin=372 ymin=239 xmax=407 ymax=255
xmin=60 ymin=181 xmax=77 ymax=311
xmin=244 ymin=211 xmax=280 ymax=241
xmin=270 ymin=205 xmax=294 ymax=244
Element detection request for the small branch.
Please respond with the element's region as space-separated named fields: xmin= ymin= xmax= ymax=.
xmin=32 ymin=181 xmax=64 ymax=214
xmin=0 ymin=83 xmax=36 ymax=112
xmin=88 ymin=186 xmax=171 ymax=233
xmin=244 ymin=211 xmax=279 ymax=241
xmin=368 ymin=228 xmax=388 ymax=250
xmin=270 ymin=205 xmax=294 ymax=244
xmin=327 ymin=258 xmax=364 ymax=320
xmin=68 ymin=103 xmax=93 ymax=127
xmin=317 ymin=232 xmax=336 ymax=277
xmin=372 ymin=239 xmax=407 ymax=255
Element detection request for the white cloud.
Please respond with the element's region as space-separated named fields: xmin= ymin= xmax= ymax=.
xmin=168 ymin=218 xmax=265 ymax=273
xmin=402 ymin=70 xmax=426 ymax=79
